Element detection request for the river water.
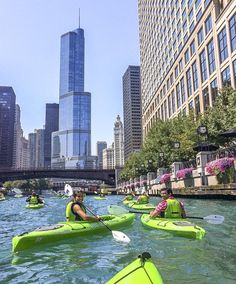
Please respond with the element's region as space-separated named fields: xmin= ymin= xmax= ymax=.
xmin=0 ymin=194 xmax=236 ymax=283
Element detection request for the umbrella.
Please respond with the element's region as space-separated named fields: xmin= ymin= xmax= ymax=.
xmin=193 ymin=143 xmax=219 ymax=152
xmin=218 ymin=128 xmax=236 ymax=138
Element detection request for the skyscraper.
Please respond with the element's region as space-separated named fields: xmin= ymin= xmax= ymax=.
xmin=44 ymin=103 xmax=59 ymax=168
xmin=52 ymin=26 xmax=92 ymax=169
xmin=113 ymin=115 xmax=124 ymax=168
xmin=123 ymin=66 xmax=142 ymax=161
xmin=138 ymin=0 xmax=236 ymax=139
xmin=96 ymin=141 xmax=107 ymax=169
xmin=0 ymin=86 xmax=16 ymax=169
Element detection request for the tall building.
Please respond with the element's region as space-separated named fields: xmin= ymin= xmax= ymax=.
xmin=44 ymin=103 xmax=59 ymax=168
xmin=0 ymin=86 xmax=16 ymax=169
xmin=138 ymin=0 xmax=236 ymax=138
xmin=29 ymin=129 xmax=44 ymax=168
xmin=21 ymin=137 xmax=29 ymax=169
xmin=52 ymin=26 xmax=92 ymax=169
xmin=123 ymin=66 xmax=142 ymax=161
xmin=28 ymin=132 xmax=36 ymax=169
xmin=96 ymin=141 xmax=107 ymax=169
xmin=103 ymin=145 xmax=114 ymax=169
xmin=13 ymin=104 xmax=23 ymax=169
xmin=113 ymin=115 xmax=124 ymax=168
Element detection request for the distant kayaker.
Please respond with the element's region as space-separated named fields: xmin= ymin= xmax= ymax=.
xmin=66 ymin=191 xmax=101 ymax=222
xmin=26 ymin=192 xmax=43 ymax=204
xmin=123 ymin=191 xmax=136 ymax=201
xmin=150 ymin=188 xmax=186 ymax=218
xmin=137 ymin=191 xmax=149 ymax=204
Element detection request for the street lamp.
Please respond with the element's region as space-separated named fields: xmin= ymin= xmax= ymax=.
xmin=173 ymin=142 xmax=180 ymax=149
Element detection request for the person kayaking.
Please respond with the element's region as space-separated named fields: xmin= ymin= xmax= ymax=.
xmin=150 ymin=188 xmax=186 ymax=218
xmin=26 ymin=192 xmax=43 ymax=204
xmin=137 ymin=191 xmax=149 ymax=204
xmin=66 ymin=191 xmax=101 ymax=222
xmin=123 ymin=190 xmax=136 ymax=201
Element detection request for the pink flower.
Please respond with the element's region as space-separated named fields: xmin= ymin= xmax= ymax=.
xmin=176 ymin=168 xmax=193 ymax=179
xmin=160 ymin=173 xmax=171 ymax=184
xmin=206 ymin=157 xmax=235 ymax=175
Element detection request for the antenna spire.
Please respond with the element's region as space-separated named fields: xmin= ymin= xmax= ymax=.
xmin=79 ymin=8 xmax=80 ymax=28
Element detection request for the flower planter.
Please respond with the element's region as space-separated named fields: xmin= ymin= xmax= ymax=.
xmin=183 ymin=178 xmax=194 ymax=188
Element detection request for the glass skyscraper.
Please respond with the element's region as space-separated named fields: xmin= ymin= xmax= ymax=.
xmin=52 ymin=27 xmax=92 ymax=169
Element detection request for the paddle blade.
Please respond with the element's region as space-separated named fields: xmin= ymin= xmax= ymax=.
xmin=64 ymin=184 xmax=73 ymax=196
xmin=112 ymin=230 xmax=130 ymax=243
xmin=203 ymin=215 xmax=224 ymax=224
xmin=107 ymin=205 xmax=129 ymax=215
xmin=12 ymin=188 xmax=22 ymax=194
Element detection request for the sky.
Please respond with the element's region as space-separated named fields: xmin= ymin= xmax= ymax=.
xmin=0 ymin=0 xmax=140 ymax=155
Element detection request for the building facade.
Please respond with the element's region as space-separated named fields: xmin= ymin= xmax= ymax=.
xmin=13 ymin=104 xmax=23 ymax=169
xmin=123 ymin=65 xmax=142 ymax=161
xmin=103 ymin=145 xmax=114 ymax=169
xmin=138 ymin=0 xmax=236 ymax=138
xmin=44 ymin=103 xmax=59 ymax=168
xmin=0 ymin=86 xmax=16 ymax=169
xmin=96 ymin=141 xmax=107 ymax=169
xmin=28 ymin=129 xmax=44 ymax=169
xmin=52 ymin=27 xmax=92 ymax=169
xmin=113 ymin=115 xmax=124 ymax=168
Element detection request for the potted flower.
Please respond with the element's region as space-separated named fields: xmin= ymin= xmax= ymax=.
xmin=205 ymin=157 xmax=235 ymax=184
xmin=160 ymin=173 xmax=171 ymax=186
xmin=176 ymin=168 xmax=194 ymax=187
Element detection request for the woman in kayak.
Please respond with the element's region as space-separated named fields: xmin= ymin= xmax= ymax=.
xmin=137 ymin=191 xmax=149 ymax=204
xmin=26 ymin=192 xmax=43 ymax=204
xmin=150 ymin=188 xmax=186 ymax=218
xmin=123 ymin=190 xmax=136 ymax=201
xmin=66 ymin=191 xmax=101 ymax=222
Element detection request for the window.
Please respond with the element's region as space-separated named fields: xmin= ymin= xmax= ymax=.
xmin=189 ymin=100 xmax=194 ymax=110
xmin=233 ymin=59 xmax=236 ymax=86
xmin=210 ymin=79 xmax=218 ymax=103
xmin=170 ymin=73 xmax=174 ymax=85
xmin=190 ymin=40 xmax=195 ymax=56
xmin=198 ymin=27 xmax=204 ymax=45
xmin=205 ymin=15 xmax=212 ymax=35
xmin=202 ymin=87 xmax=210 ymax=110
xmin=188 ymin=0 xmax=194 ymax=8
xmin=192 ymin=61 xmax=198 ymax=91
xmin=188 ymin=8 xmax=193 ymax=22
xmin=180 ymin=77 xmax=186 ymax=103
xmin=221 ymin=66 xmax=231 ymax=87
xmin=176 ymin=83 xmax=181 ymax=108
xmin=186 ymin=68 xmax=192 ymax=97
xmin=183 ymin=20 xmax=187 ymax=33
xmin=189 ymin=21 xmax=195 ymax=33
xmin=179 ymin=59 xmax=183 ymax=72
xmin=195 ymin=95 xmax=201 ymax=115
xmin=207 ymin=39 xmax=216 ymax=74
xmin=171 ymin=90 xmax=176 ymax=113
xmin=185 ymin=49 xmax=190 ymax=64
xmin=196 ymin=9 xmax=202 ymax=22
xmin=168 ymin=95 xmax=172 ymax=117
xmin=195 ymin=0 xmax=201 ymax=9
xmin=204 ymin=0 xmax=210 ymax=8
xmin=218 ymin=27 xmax=228 ymax=63
xmin=200 ymin=50 xmax=208 ymax=82
xmin=229 ymin=13 xmax=236 ymax=52
xmin=175 ymin=66 xmax=179 ymax=78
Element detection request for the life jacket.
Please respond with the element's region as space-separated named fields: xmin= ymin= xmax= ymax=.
xmin=138 ymin=195 xmax=149 ymax=204
xmin=66 ymin=201 xmax=87 ymax=221
xmin=164 ymin=198 xmax=182 ymax=218
xmin=29 ymin=196 xmax=38 ymax=204
xmin=126 ymin=195 xmax=133 ymax=201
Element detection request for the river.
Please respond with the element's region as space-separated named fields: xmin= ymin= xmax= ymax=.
xmin=0 ymin=194 xmax=235 ymax=283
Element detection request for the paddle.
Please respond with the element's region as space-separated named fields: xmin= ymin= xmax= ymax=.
xmin=107 ymin=205 xmax=225 ymax=224
xmin=65 ymin=185 xmax=131 ymax=243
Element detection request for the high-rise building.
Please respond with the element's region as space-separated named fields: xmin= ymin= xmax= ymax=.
xmin=123 ymin=66 xmax=142 ymax=161
xmin=29 ymin=129 xmax=44 ymax=168
xmin=138 ymin=0 xmax=236 ymax=138
xmin=0 ymin=86 xmax=16 ymax=169
xmin=28 ymin=132 xmax=36 ymax=169
xmin=44 ymin=103 xmax=59 ymax=168
xmin=103 ymin=145 xmax=114 ymax=169
xmin=21 ymin=137 xmax=29 ymax=169
xmin=113 ymin=115 xmax=124 ymax=168
xmin=96 ymin=141 xmax=107 ymax=169
xmin=52 ymin=26 xmax=92 ymax=169
xmin=13 ymin=104 xmax=23 ymax=169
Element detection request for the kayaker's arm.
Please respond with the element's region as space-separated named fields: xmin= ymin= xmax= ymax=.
xmin=73 ymin=204 xmax=100 ymax=222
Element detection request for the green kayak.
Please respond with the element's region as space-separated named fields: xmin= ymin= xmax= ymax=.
xmin=94 ymin=196 xmax=107 ymax=200
xmin=12 ymin=213 xmax=135 ymax=252
xmin=122 ymin=200 xmax=135 ymax=205
xmin=106 ymin=252 xmax=164 ymax=284
xmin=25 ymin=203 xmax=45 ymax=209
xmin=127 ymin=202 xmax=155 ymax=212
xmin=141 ymin=214 xmax=205 ymax=240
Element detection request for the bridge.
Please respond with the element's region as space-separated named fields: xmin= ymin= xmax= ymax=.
xmin=0 ymin=169 xmax=116 ymax=185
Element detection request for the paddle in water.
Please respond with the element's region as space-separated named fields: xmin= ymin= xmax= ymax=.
xmin=65 ymin=185 xmax=131 ymax=243
xmin=107 ymin=205 xmax=224 ymax=224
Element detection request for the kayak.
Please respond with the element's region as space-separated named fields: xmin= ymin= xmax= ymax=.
xmin=12 ymin=213 xmax=135 ymax=252
xmin=0 ymin=196 xmax=5 ymax=201
xmin=128 ymin=202 xmax=155 ymax=212
xmin=141 ymin=214 xmax=205 ymax=240
xmin=15 ymin=194 xmax=23 ymax=198
xmin=94 ymin=197 xmax=107 ymax=200
xmin=25 ymin=203 xmax=45 ymax=209
xmin=123 ymin=200 xmax=135 ymax=205
xmin=106 ymin=252 xmax=164 ymax=284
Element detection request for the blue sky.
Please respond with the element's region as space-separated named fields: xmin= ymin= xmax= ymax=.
xmin=0 ymin=0 xmax=140 ymax=154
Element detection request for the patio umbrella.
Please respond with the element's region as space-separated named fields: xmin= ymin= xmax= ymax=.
xmin=218 ymin=128 xmax=236 ymax=138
